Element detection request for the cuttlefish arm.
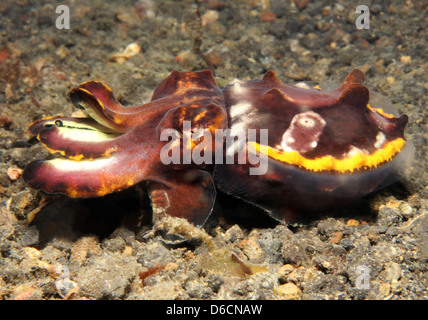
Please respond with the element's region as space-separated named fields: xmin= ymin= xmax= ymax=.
xmin=68 ymin=70 xmax=224 ymax=133
xmin=23 ymin=121 xmax=161 ymax=198
xmin=149 ymin=169 xmax=216 ymax=226
xmin=147 ymin=91 xmax=227 ymax=225
xmin=28 ymin=116 xmax=121 ymax=160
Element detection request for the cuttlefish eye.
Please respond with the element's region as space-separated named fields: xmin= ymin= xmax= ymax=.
xmin=54 ymin=119 xmax=64 ymax=127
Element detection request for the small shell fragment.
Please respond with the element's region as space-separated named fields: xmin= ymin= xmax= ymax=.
xmin=7 ymin=167 xmax=23 ymax=181
xmin=108 ymin=43 xmax=141 ymax=64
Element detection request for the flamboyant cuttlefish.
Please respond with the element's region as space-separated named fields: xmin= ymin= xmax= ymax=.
xmin=22 ymin=69 xmax=413 ymax=226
